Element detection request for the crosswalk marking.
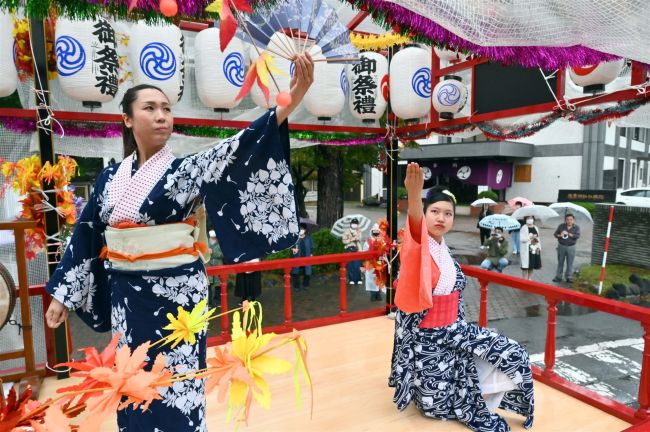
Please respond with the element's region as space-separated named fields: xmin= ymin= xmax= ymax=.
xmin=529 ymin=337 xmax=643 ymax=362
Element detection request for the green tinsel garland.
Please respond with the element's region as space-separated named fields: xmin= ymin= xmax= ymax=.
xmin=173 ymin=124 xmax=377 ymax=143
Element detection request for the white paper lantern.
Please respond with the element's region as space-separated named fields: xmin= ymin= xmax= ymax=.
xmin=194 ymin=28 xmax=245 ymax=112
xmin=304 ymin=61 xmax=345 ymax=120
xmin=346 ymin=51 xmax=388 ymax=123
xmin=0 ymin=13 xmax=18 ymax=98
xmin=130 ymin=22 xmax=185 ymax=104
xmin=250 ymin=32 xmax=293 ymax=109
xmin=434 ymin=47 xmax=462 ymax=63
xmin=389 ymin=46 xmax=431 ymax=121
xmin=55 ymin=18 xmax=119 ymax=108
xmin=569 ymin=59 xmax=625 ymax=94
xmin=432 ymin=75 xmax=468 ymax=120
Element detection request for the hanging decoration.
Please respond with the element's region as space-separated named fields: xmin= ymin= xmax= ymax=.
xmin=389 ymin=45 xmax=431 ymax=121
xmin=349 ymin=31 xmax=411 ymax=51
xmin=159 ymin=0 xmax=179 ymax=17
xmin=0 ymin=155 xmax=78 ymax=260
xmin=433 ymin=46 xmax=463 ymax=63
xmin=0 ymin=301 xmax=312 ymax=430
xmin=568 ymin=59 xmax=626 ymax=94
xmin=194 ymin=27 xmax=246 ymax=112
xmin=364 ymin=218 xmax=391 ymax=288
xmin=205 ymin=0 xmax=253 ymax=51
xmin=431 ymin=75 xmax=468 ymax=119
xmin=12 ymin=16 xmax=58 ymax=81
xmin=347 ymin=51 xmax=388 ymax=123
xmin=0 ymin=116 xmax=385 ymax=146
xmin=397 ymin=95 xmax=650 ymax=141
xmin=0 ymin=12 xmax=18 ymax=97
xmin=129 ymin=21 xmax=185 ymax=104
xmin=347 ymin=0 xmax=621 ymax=71
xmin=55 ymin=17 xmax=119 ymax=109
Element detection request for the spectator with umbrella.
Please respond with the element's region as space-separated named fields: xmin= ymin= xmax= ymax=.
xmin=478 ymin=214 xmax=520 ymax=273
xmin=512 ymin=205 xmax=558 ymax=280
xmin=471 ymin=198 xmax=497 ymax=249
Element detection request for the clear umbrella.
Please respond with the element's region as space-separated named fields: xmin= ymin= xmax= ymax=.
xmin=471 ymin=198 xmax=498 ymax=207
xmin=478 ymin=214 xmax=521 ymax=231
xmin=511 ymin=204 xmax=559 ymax=221
xmin=549 ymin=202 xmax=593 ymax=223
xmin=330 ymin=214 xmax=372 ymax=238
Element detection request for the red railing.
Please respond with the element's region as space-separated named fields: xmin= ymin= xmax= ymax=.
xmin=205 ymin=250 xmax=385 ymax=346
xmin=462 ymin=266 xmax=650 ymax=425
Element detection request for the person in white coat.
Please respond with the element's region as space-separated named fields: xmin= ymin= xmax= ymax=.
xmin=519 ymin=216 xmax=542 ymax=280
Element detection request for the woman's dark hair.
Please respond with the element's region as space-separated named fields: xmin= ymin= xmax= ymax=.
xmin=120 ymin=84 xmax=167 ymax=158
xmin=424 ymin=186 xmax=456 ymax=213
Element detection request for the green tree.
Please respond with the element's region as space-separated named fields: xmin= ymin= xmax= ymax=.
xmin=290 ymin=143 xmax=381 ymax=228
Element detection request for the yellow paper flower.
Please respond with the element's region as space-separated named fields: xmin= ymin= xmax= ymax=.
xmin=256 ymin=52 xmax=285 ymax=88
xmin=160 ymin=299 xmax=216 ymax=348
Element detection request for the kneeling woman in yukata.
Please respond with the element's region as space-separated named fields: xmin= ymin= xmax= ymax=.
xmin=389 ymin=162 xmax=534 ymax=432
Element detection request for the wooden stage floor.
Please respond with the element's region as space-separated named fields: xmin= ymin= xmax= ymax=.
xmin=39 ymin=317 xmax=632 ymax=431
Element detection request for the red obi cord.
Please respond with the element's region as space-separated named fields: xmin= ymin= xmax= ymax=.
xmin=419 ymin=290 xmax=460 ymax=328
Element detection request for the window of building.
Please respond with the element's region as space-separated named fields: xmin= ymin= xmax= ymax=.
xmin=514 ymin=164 xmax=532 ymax=182
xmin=634 ymin=128 xmax=640 ymax=141
xmin=620 ymin=128 xmax=626 ymax=137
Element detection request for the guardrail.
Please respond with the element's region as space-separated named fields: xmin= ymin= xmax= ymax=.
xmin=462 ymin=265 xmax=650 ymax=424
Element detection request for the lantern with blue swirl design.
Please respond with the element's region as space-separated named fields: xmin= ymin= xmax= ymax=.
xmin=389 ymin=46 xmax=431 ymax=121
xmin=432 ymin=75 xmax=468 ymax=120
xmin=130 ymin=21 xmax=185 ymax=104
xmin=346 ymin=51 xmax=388 ymax=123
xmin=55 ymin=18 xmax=118 ymax=108
xmin=0 ymin=12 xmax=18 ymax=97
xmin=303 ymin=47 xmax=345 ymax=121
xmin=568 ymin=59 xmax=625 ymax=94
xmin=194 ymin=27 xmax=245 ymax=112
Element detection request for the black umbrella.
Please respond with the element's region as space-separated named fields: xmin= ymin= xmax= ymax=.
xmin=299 ymin=217 xmax=319 ymax=233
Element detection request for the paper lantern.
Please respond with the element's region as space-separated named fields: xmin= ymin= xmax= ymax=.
xmin=389 ymin=46 xmax=431 ymax=121
xmin=130 ymin=21 xmax=185 ymax=104
xmin=346 ymin=51 xmax=388 ymax=124
xmin=434 ymin=46 xmax=462 ymax=63
xmin=432 ymin=75 xmax=468 ymax=120
xmin=569 ymin=59 xmax=625 ymax=94
xmin=55 ymin=18 xmax=119 ymax=108
xmin=304 ymin=60 xmax=345 ymax=121
xmin=194 ymin=27 xmax=245 ymax=112
xmin=250 ymin=32 xmax=293 ymax=109
xmin=0 ymin=12 xmax=18 ymax=97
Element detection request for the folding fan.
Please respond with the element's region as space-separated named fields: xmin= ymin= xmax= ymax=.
xmin=232 ymin=0 xmax=359 ymax=64
xmin=207 ymin=0 xmax=359 ymax=106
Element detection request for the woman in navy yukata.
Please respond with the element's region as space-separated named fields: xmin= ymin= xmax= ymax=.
xmin=389 ymin=163 xmax=535 ymax=432
xmin=44 ymin=54 xmax=314 ymax=431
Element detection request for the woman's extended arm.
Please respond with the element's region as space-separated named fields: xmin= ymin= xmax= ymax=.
xmin=405 ymin=162 xmax=425 ymax=240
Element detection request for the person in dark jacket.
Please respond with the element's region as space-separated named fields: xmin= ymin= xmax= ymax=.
xmin=291 ymin=223 xmax=313 ymax=291
xmin=553 ymin=213 xmax=581 ymax=283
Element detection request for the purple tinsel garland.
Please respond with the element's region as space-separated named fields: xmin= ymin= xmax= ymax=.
xmin=86 ymin=0 xmax=209 ymax=18
xmin=320 ymin=135 xmax=385 ymax=146
xmin=353 ymin=0 xmax=621 ymax=70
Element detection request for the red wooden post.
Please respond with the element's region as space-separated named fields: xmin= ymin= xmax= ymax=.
xmin=219 ymin=274 xmax=229 ymax=337
xmin=543 ymin=298 xmax=558 ymax=378
xmin=340 ymin=262 xmax=347 ymax=316
xmin=479 ymin=279 xmax=489 ymax=327
xmin=635 ymin=322 xmax=650 ymax=419
xmin=284 ymin=267 xmax=292 ymax=325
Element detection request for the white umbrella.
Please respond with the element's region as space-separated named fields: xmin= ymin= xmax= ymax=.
xmin=471 ymin=198 xmax=498 ymax=207
xmin=478 ymin=214 xmax=521 ymax=231
xmin=511 ymin=204 xmax=559 ymax=221
xmin=330 ymin=214 xmax=372 ymax=238
xmin=549 ymin=202 xmax=594 ymax=223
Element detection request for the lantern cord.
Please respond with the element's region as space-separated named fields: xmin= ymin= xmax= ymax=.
xmin=28 ymin=22 xmax=65 ymax=138
xmin=231 ymin=6 xmax=283 ymax=94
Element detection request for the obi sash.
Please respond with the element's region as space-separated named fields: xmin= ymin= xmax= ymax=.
xmin=419 ymin=290 xmax=460 ymax=328
xmin=101 ymin=218 xmax=209 ymax=271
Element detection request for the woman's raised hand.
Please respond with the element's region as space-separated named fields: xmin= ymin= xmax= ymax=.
xmin=404 ymin=162 xmax=424 ymax=198
xmin=45 ymin=298 xmax=69 ymax=328
xmin=276 ymin=53 xmax=314 ymax=125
